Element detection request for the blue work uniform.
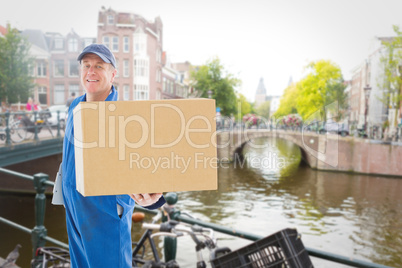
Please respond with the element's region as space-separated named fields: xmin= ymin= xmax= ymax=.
xmin=62 ymin=86 xmax=165 ymax=268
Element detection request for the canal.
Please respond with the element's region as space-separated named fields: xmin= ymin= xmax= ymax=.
xmin=1 ymin=137 xmax=401 ymax=267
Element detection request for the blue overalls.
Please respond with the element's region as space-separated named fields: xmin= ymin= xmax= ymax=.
xmin=62 ymin=86 xmax=165 ymax=267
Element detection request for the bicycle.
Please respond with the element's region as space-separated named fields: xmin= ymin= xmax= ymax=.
xmin=132 ymin=208 xmax=229 ymax=268
xmin=20 ymin=110 xmax=55 ymax=140
xmin=132 ymin=206 xmax=313 ymax=268
xmin=31 ymin=247 xmax=70 ymax=268
xmin=0 ymin=112 xmax=28 ymax=143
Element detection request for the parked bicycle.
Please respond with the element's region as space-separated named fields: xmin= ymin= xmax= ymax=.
xmin=31 ymin=247 xmax=70 ymax=268
xmin=132 ymin=208 xmax=227 ymax=268
xmin=0 ymin=112 xmax=28 ymax=143
xmin=132 ymin=206 xmax=313 ymax=268
xmin=17 ymin=110 xmax=55 ymax=141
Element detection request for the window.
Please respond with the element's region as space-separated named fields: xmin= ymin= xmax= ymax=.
xmin=107 ymin=15 xmax=114 ymax=25
xmin=68 ymin=38 xmax=78 ymax=52
xmin=156 ymin=69 xmax=161 ymax=83
xmin=123 ymin=36 xmax=129 ymax=53
xmin=69 ymin=60 xmax=79 ymax=77
xmin=112 ymin=36 xmax=119 ymax=52
xmin=123 ymin=60 xmax=129 ymax=77
xmin=133 ymin=32 xmax=146 ymax=55
xmin=38 ymin=86 xmax=47 ymax=104
xmin=54 ymin=38 xmax=64 ymax=49
xmin=124 ymin=85 xmax=130 ymax=100
xmin=156 ymin=49 xmax=161 ymax=63
xmin=53 ymin=60 xmax=64 ymax=77
xmin=54 ymin=84 xmax=65 ymax=104
xmin=37 ymin=62 xmax=47 ymax=77
xmin=69 ymin=84 xmax=79 ymax=96
xmin=134 ymin=84 xmax=149 ymax=100
xmin=134 ymin=59 xmax=149 ymax=77
xmin=103 ymin=36 xmax=110 ymax=49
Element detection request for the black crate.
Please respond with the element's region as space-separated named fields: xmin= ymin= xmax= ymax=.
xmin=211 ymin=228 xmax=313 ymax=268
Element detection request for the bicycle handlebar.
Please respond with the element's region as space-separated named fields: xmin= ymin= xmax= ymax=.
xmin=142 ymin=221 xmax=216 ymax=249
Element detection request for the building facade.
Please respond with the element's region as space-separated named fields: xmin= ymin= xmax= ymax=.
xmin=21 ymin=29 xmax=51 ymax=108
xmin=46 ymin=30 xmax=96 ymax=105
xmin=97 ymin=7 xmax=164 ymax=101
xmin=3 ymin=7 xmax=193 ymax=108
xmin=349 ymin=37 xmax=395 ymax=129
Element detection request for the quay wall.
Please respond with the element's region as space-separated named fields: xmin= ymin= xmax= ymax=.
xmin=216 ymin=130 xmax=402 ymax=177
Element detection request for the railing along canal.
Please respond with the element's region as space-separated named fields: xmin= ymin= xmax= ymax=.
xmin=0 ymin=167 xmax=393 ymax=268
xmin=0 ymin=168 xmax=68 ymax=262
xmin=0 ymin=110 xmax=63 ymax=145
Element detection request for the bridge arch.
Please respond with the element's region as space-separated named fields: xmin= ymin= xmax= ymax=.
xmin=226 ymin=130 xmax=313 ymax=167
xmin=217 ymin=129 xmax=320 ymax=169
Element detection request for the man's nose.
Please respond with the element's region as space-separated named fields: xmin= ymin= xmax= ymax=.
xmin=87 ymin=65 xmax=95 ymax=73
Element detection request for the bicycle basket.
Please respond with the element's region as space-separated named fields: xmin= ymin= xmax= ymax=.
xmin=210 ymin=228 xmax=313 ymax=268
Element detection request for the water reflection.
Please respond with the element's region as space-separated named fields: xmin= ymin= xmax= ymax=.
xmin=1 ymin=137 xmax=401 ymax=267
xmin=177 ymin=137 xmax=402 ymax=267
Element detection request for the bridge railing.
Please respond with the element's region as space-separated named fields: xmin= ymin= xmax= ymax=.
xmin=216 ymin=117 xmax=402 ymax=143
xmin=0 ymin=110 xmax=64 ymax=146
xmin=0 ymin=168 xmax=68 ymax=262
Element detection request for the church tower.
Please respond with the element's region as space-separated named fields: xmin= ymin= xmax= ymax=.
xmin=255 ymin=77 xmax=267 ymax=107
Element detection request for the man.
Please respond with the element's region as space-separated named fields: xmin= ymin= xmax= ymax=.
xmin=61 ymin=44 xmax=165 ymax=267
xmin=66 ymin=92 xmax=76 ymax=108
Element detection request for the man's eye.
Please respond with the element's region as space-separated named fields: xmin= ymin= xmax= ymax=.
xmin=96 ymin=65 xmax=103 ymax=69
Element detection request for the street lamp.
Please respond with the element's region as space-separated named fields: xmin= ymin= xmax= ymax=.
xmin=207 ymin=90 xmax=213 ymax=99
xmin=364 ymin=84 xmax=372 ymax=137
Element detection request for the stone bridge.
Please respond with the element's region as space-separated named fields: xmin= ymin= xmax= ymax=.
xmin=216 ymin=129 xmax=402 ymax=177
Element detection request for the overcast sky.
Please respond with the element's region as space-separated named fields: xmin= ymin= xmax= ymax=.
xmin=1 ymin=0 xmax=402 ymax=101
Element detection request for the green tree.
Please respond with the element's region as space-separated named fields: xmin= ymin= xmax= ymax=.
xmin=191 ymin=57 xmax=240 ymax=116
xmin=236 ymin=93 xmax=251 ymax=120
xmin=296 ymin=60 xmax=345 ymax=121
xmin=274 ymin=82 xmax=298 ymax=118
xmin=255 ymin=100 xmax=271 ymax=119
xmin=378 ymin=25 xmax=402 ymax=111
xmin=0 ymin=24 xmax=34 ymax=104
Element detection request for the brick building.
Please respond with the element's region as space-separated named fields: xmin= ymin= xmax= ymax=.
xmin=45 ymin=30 xmax=95 ymax=105
xmin=21 ymin=29 xmax=51 ymax=108
xmin=3 ymin=7 xmax=190 ymax=107
xmin=97 ymin=7 xmax=164 ymax=101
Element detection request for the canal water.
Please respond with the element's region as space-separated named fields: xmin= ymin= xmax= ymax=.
xmin=1 ymin=137 xmax=401 ymax=267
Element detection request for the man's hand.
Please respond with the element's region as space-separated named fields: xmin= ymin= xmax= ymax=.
xmin=130 ymin=193 xmax=163 ymax=207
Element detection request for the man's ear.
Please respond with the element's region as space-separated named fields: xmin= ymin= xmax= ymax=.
xmin=110 ymin=68 xmax=117 ymax=83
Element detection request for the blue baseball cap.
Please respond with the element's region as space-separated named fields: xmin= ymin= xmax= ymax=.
xmin=77 ymin=44 xmax=116 ymax=68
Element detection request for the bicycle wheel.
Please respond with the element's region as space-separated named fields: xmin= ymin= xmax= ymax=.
xmin=44 ymin=122 xmax=55 ymax=138
xmin=10 ymin=120 xmax=27 ymax=143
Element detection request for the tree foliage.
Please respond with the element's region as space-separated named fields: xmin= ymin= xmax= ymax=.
xmin=274 ymin=60 xmax=346 ymax=122
xmin=378 ymin=25 xmax=402 ymax=109
xmin=0 ymin=24 xmax=34 ymax=104
xmin=236 ymin=93 xmax=251 ymax=120
xmin=296 ymin=60 xmax=346 ymax=121
xmin=191 ymin=57 xmax=240 ymax=116
xmin=255 ymin=100 xmax=271 ymax=119
xmin=274 ymin=82 xmax=298 ymax=118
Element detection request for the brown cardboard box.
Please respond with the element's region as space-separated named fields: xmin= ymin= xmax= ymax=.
xmin=73 ymin=99 xmax=217 ymax=196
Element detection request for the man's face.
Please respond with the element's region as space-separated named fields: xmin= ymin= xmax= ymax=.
xmin=80 ymin=53 xmax=116 ymax=98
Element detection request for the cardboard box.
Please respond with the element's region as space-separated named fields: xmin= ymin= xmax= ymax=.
xmin=73 ymin=99 xmax=217 ymax=196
